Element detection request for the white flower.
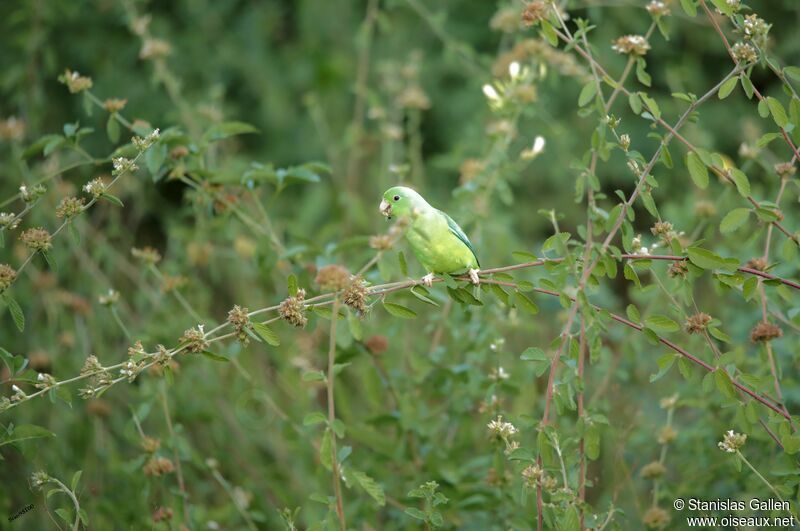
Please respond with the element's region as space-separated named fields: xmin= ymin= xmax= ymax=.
xmin=37 ymin=373 xmax=45 ymax=382
xmin=11 ymin=384 xmax=22 ymax=393
xmin=718 ymin=429 xmax=747 ymax=453
xmin=487 ymin=415 xmax=518 ymax=439
xmin=482 ymin=84 xmax=500 ymax=101
xmin=508 ymin=61 xmax=521 ymax=79
xmin=83 ymin=178 xmax=107 ymax=197
xmin=490 ymin=366 xmax=510 ymax=381
xmin=521 ymin=136 xmax=546 ymax=159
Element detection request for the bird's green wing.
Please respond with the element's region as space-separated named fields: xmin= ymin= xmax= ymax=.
xmin=436 ymin=209 xmax=480 ymax=267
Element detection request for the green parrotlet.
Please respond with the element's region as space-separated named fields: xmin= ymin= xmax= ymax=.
xmin=380 ymin=186 xmax=480 ymax=286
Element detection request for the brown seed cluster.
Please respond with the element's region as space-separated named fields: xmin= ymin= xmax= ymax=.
xmin=55 ymin=196 xmax=85 ymax=219
xmin=227 ymin=305 xmax=252 ymax=345
xmin=650 ymin=221 xmax=674 ymax=238
xmin=685 ymin=312 xmax=712 ymax=334
xmin=521 ymin=1 xmax=548 ymax=27
xmin=343 ymin=278 xmax=368 ymax=316
xmin=131 ymin=246 xmax=162 ymax=265
xmin=369 ymin=234 xmax=393 ymax=251
xmin=750 ymin=321 xmax=782 ymax=343
xmin=668 ymin=260 xmax=688 ymax=278
xmin=20 ymin=227 xmax=52 ymax=252
xmin=774 ymin=162 xmax=796 ymax=179
xmin=365 ymin=335 xmax=389 ymax=355
xmin=103 ymin=98 xmax=128 ymax=113
xmin=179 ymin=327 xmax=208 ymax=354
xmin=612 ymin=35 xmax=651 ymax=56
xmin=61 ymin=69 xmax=93 ymax=93
xmin=141 ymin=436 xmax=161 ymax=453
xmin=143 ymin=456 xmax=175 ymax=476
xmin=152 ymin=506 xmax=173 ymax=523
xmin=0 ymin=264 xmax=17 ymax=291
xmin=745 ymin=257 xmax=768 ymax=271
xmin=640 ymin=461 xmax=666 ymax=479
xmin=279 ymin=289 xmax=308 ymax=328
xmin=643 ymin=506 xmax=670 ymax=529
xmin=657 ymin=425 xmax=677 ymax=444
xmin=315 ymin=264 xmax=351 ymax=291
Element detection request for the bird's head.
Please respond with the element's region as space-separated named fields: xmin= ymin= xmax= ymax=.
xmin=380 ymin=186 xmax=426 ymax=220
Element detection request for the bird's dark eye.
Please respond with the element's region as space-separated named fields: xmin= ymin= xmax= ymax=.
xmin=393 ymin=195 xmax=400 ymax=201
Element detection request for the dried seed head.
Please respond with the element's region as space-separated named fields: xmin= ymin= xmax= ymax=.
xmin=98 ymin=289 xmax=120 ymax=306
xmin=227 ymin=305 xmax=252 ymax=345
xmin=521 ymin=1 xmax=549 ymax=27
xmin=19 ymin=184 xmax=46 ymax=203
xmin=82 ymin=177 xmax=107 ymax=197
xmin=521 ymin=464 xmax=543 ymax=488
xmin=103 ymin=98 xmax=128 ymax=113
xmin=369 ymin=234 xmax=393 ymax=251
xmin=170 ymin=145 xmax=190 ymax=159
xmin=694 ymin=200 xmax=716 ymax=218
xmin=59 ymin=69 xmax=93 ymax=93
xmin=0 ymin=116 xmax=26 ymax=141
xmin=659 ymin=394 xmax=678 ymax=410
xmin=141 ymin=436 xmax=161 ymax=453
xmin=143 ymin=456 xmax=175 ymax=476
xmin=732 ymin=42 xmax=758 ymax=63
xmin=20 ymin=227 xmax=52 ymax=252
xmin=0 ymin=264 xmax=17 ymax=292
xmin=490 ymin=7 xmax=521 ymax=33
xmin=646 ymin=1 xmax=670 ymax=17
xmin=640 ymin=461 xmax=666 ymax=479
xmin=152 ymin=506 xmax=174 ymax=523
xmin=750 ymin=321 xmax=782 ymax=343
xmin=139 ymin=38 xmax=172 ymax=60
xmin=657 ymin=425 xmax=677 ymax=444
xmin=55 ymin=196 xmax=85 ymax=219
xmin=685 ymin=312 xmax=712 ymax=334
xmin=279 ymin=289 xmax=308 ymax=327
xmin=650 ymin=221 xmax=674 ymax=238
xmin=643 ymin=506 xmax=670 ymax=529
xmin=131 ymin=246 xmax=162 ymax=265
xmin=365 ymin=335 xmax=389 ymax=355
xmin=774 ymin=162 xmax=796 ymax=179
xmin=30 ymin=471 xmax=50 ymax=490
xmin=81 ymin=355 xmax=103 ymax=376
xmin=160 ymin=274 xmax=188 ymax=293
xmin=612 ymin=35 xmax=651 ymax=56
xmin=342 ymin=278 xmax=368 ymax=316
xmin=315 ymin=264 xmax=351 ymax=291
xmin=619 ymin=133 xmax=631 ymax=152
xmin=745 ymin=257 xmax=768 ymax=271
xmin=718 ymin=429 xmax=747 ymax=453
xmin=179 ymin=327 xmax=208 ymax=354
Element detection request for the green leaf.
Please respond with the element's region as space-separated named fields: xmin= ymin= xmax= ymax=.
xmin=252 ymin=322 xmax=280 ymax=346
xmin=397 ymin=251 xmax=408 ymax=277
xmin=200 ymin=350 xmax=229 ymax=362
xmin=720 ymin=208 xmax=750 ymax=234
xmin=785 ymin=66 xmax=800 ymax=82
xmin=766 ymin=97 xmax=789 ymax=128
xmin=687 ymin=247 xmax=726 ymax=270
xmin=714 ymin=369 xmax=737 ymax=399
xmin=55 ymin=508 xmax=73 ymax=525
xmin=639 ymin=93 xmax=661 ymax=120
xmin=520 ymin=347 xmax=547 ymax=361
xmin=717 ymin=76 xmax=738 ymax=99
xmin=628 ymin=92 xmax=643 ymax=114
xmin=636 ymin=58 xmax=651 ymax=87
xmin=540 ymin=19 xmax=558 ymax=46
xmin=626 ymin=304 xmax=640 ymax=323
xmin=515 ymin=292 xmax=539 ymax=315
xmin=728 ymin=168 xmax=750 ymax=197
xmin=302 ymin=370 xmax=325 ymax=382
xmin=382 ymin=301 xmax=417 ymax=319
xmin=106 ymin=114 xmax=120 ymax=143
xmin=101 ymin=193 xmax=124 ymax=207
xmin=0 ymin=424 xmax=55 ymax=447
xmin=578 ymin=82 xmax=597 ymax=107
xmin=287 ymin=274 xmax=298 ymax=297
xmin=649 ymin=353 xmax=676 ymax=382
xmin=680 ymin=0 xmax=697 ymax=16
xmin=685 ymin=152 xmax=709 ymax=189
xmin=319 ymin=429 xmax=332 ymax=470
xmin=202 ymin=121 xmax=259 ymax=143
xmin=645 ymin=315 xmax=680 ymax=333
xmin=3 ymin=293 xmax=25 ymax=332
xmin=71 ymin=470 xmax=82 ymax=492
xmin=351 ymin=470 xmax=386 ymax=507
xmin=405 ymin=508 xmax=427 ymax=521
xmin=303 ymin=412 xmax=327 ymax=426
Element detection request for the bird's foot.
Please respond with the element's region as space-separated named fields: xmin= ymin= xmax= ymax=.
xmin=468 ymin=268 xmax=481 ymax=285
xmin=420 ymin=273 xmax=435 ymax=287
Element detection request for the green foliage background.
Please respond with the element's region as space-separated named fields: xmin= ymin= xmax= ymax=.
xmin=0 ymin=0 xmax=799 ymax=529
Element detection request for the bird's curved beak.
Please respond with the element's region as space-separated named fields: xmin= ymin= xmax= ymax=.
xmin=379 ymin=199 xmax=392 ymax=219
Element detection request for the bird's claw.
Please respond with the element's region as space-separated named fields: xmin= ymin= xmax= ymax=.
xmin=468 ymin=268 xmax=480 ymax=285
xmin=421 ymin=273 xmax=435 ymax=287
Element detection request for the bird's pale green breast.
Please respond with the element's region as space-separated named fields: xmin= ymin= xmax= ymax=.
xmin=405 ymin=210 xmax=478 ymax=274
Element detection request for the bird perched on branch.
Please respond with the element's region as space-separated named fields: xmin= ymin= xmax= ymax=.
xmin=380 ymin=186 xmax=480 ymax=287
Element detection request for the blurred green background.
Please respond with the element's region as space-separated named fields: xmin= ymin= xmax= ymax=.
xmin=1 ymin=0 xmax=799 ymax=529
